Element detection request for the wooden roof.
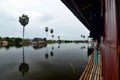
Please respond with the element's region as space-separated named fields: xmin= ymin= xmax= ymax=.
xmin=61 ymin=0 xmax=94 ymax=31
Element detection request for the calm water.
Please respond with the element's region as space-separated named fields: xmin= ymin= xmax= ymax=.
xmin=0 ymin=43 xmax=89 ymax=80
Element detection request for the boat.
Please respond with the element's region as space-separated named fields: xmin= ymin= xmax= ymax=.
xmin=61 ymin=0 xmax=120 ymax=80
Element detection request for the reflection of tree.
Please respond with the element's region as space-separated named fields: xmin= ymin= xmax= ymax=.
xmin=5 ymin=45 xmax=10 ymax=50
xmin=50 ymin=46 xmax=54 ymax=57
xmin=45 ymin=44 xmax=49 ymax=59
xmin=58 ymin=45 xmax=60 ymax=48
xmin=58 ymin=43 xmax=60 ymax=48
xmin=45 ymin=53 xmax=49 ymax=59
xmin=45 ymin=45 xmax=54 ymax=59
xmin=15 ymin=44 xmax=22 ymax=48
xmin=19 ymin=46 xmax=29 ymax=76
xmin=50 ymin=51 xmax=54 ymax=57
xmin=4 ymin=44 xmax=22 ymax=49
xmin=19 ymin=63 xmax=29 ymax=76
xmin=52 ymin=46 xmax=54 ymax=50
xmin=81 ymin=46 xmax=86 ymax=49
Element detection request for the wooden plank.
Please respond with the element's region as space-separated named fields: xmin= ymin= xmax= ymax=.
xmin=86 ymin=59 xmax=94 ymax=80
xmin=89 ymin=63 xmax=95 ymax=80
xmin=83 ymin=55 xmax=94 ymax=80
xmin=79 ymin=53 xmax=94 ymax=80
xmin=79 ymin=51 xmax=103 ymax=80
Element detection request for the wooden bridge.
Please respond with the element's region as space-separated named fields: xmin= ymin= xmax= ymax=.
xmin=79 ymin=49 xmax=102 ymax=80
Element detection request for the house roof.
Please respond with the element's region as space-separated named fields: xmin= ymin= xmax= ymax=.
xmin=33 ymin=38 xmax=43 ymax=41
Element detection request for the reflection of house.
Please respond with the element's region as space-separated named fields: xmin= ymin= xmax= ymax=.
xmin=33 ymin=45 xmax=44 ymax=50
xmin=32 ymin=38 xmax=45 ymax=44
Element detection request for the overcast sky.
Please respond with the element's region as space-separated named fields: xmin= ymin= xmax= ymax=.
xmin=0 ymin=0 xmax=89 ymax=40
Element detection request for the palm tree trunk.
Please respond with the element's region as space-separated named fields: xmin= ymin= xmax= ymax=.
xmin=23 ymin=46 xmax=25 ymax=63
xmin=46 ymin=32 xmax=48 ymax=40
xmin=51 ymin=34 xmax=52 ymax=39
xmin=23 ymin=27 xmax=25 ymax=45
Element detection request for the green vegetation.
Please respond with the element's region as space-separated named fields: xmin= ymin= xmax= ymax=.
xmin=0 ymin=37 xmax=32 ymax=47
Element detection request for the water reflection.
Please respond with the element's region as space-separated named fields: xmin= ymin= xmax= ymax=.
xmin=50 ymin=46 xmax=54 ymax=57
xmin=45 ymin=44 xmax=49 ymax=59
xmin=52 ymin=46 xmax=54 ymax=50
xmin=19 ymin=46 xmax=29 ymax=76
xmin=58 ymin=45 xmax=60 ymax=48
xmin=58 ymin=43 xmax=61 ymax=48
xmin=0 ymin=43 xmax=89 ymax=80
xmin=50 ymin=51 xmax=54 ymax=57
xmin=45 ymin=53 xmax=49 ymax=59
xmin=0 ymin=44 xmax=23 ymax=50
xmin=45 ymin=45 xmax=54 ymax=59
xmin=81 ymin=46 xmax=85 ymax=49
xmin=33 ymin=43 xmax=47 ymax=50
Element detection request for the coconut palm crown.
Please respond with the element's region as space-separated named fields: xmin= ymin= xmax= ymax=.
xmin=45 ymin=27 xmax=49 ymax=32
xmin=50 ymin=29 xmax=53 ymax=34
xmin=19 ymin=14 xmax=29 ymax=27
xmin=58 ymin=36 xmax=60 ymax=39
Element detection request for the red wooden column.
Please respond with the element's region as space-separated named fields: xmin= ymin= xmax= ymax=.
xmin=100 ymin=0 xmax=119 ymax=80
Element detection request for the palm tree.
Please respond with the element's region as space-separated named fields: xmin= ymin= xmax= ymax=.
xmin=52 ymin=35 xmax=54 ymax=38
xmin=83 ymin=35 xmax=85 ymax=38
xmin=58 ymin=36 xmax=60 ymax=40
xmin=81 ymin=35 xmax=85 ymax=38
xmin=19 ymin=14 xmax=29 ymax=45
xmin=58 ymin=36 xmax=60 ymax=42
xmin=45 ymin=27 xmax=49 ymax=40
xmin=50 ymin=29 xmax=54 ymax=38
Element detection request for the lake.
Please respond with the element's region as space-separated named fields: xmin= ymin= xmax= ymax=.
xmin=0 ymin=43 xmax=89 ymax=80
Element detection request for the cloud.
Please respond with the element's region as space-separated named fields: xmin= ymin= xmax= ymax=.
xmin=40 ymin=14 xmax=54 ymax=23
xmin=0 ymin=0 xmax=89 ymax=40
xmin=0 ymin=11 xmax=16 ymax=22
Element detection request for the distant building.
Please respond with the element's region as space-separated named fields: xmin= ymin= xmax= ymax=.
xmin=0 ymin=38 xmax=8 ymax=46
xmin=2 ymin=41 xmax=8 ymax=46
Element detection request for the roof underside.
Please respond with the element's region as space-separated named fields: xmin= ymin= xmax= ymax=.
xmin=61 ymin=0 xmax=94 ymax=31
